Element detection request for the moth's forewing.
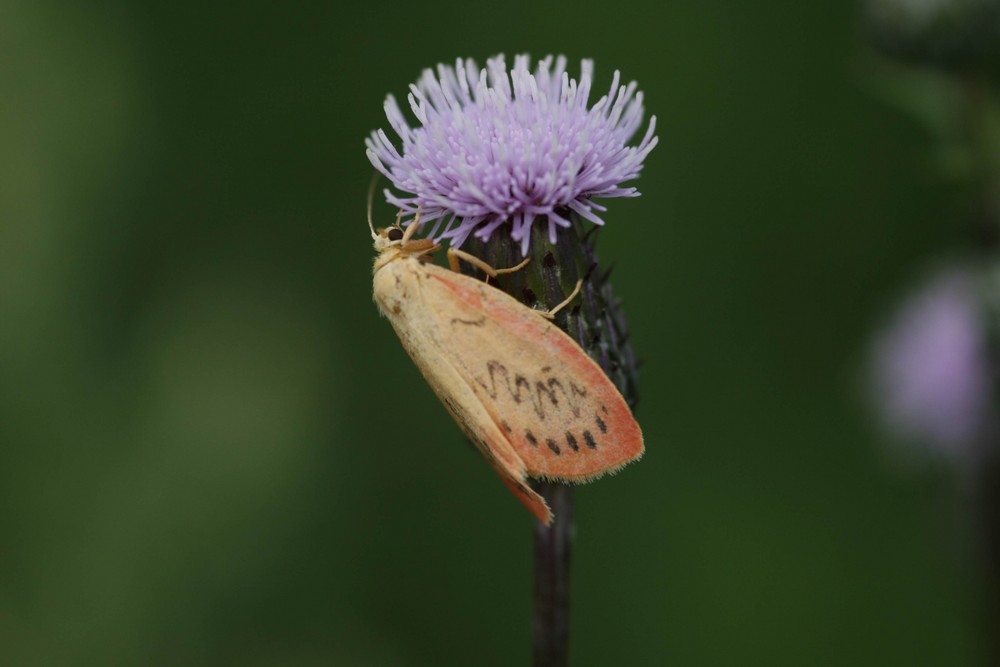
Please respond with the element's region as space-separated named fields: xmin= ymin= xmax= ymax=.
xmin=419 ymin=268 xmax=644 ymax=481
xmin=374 ymin=258 xmax=553 ymax=523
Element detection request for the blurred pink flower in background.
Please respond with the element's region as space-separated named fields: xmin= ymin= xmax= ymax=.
xmin=871 ymin=266 xmax=995 ymax=462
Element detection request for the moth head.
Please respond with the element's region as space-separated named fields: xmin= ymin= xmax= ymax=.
xmin=372 ymin=225 xmax=405 ymax=252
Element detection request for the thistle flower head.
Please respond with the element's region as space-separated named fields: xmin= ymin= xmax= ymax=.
xmin=871 ymin=266 xmax=995 ymax=462
xmin=366 ymin=54 xmax=658 ymax=255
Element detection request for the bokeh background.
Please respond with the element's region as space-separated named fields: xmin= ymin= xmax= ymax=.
xmin=2 ymin=1 xmax=992 ymax=664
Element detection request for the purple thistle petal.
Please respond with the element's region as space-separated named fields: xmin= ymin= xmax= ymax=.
xmin=366 ymin=54 xmax=657 ymax=254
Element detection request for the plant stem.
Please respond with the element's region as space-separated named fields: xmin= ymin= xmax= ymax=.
xmin=956 ymin=74 xmax=1000 ymax=667
xmin=532 ymin=482 xmax=574 ymax=667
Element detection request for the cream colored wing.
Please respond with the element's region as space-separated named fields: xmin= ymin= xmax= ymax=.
xmin=374 ymin=258 xmax=553 ymax=523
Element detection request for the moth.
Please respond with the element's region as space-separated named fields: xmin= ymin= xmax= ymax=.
xmin=370 ymin=210 xmax=644 ymax=524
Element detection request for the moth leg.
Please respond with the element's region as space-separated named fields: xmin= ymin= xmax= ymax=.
xmin=401 ymin=210 xmax=422 ymax=243
xmin=447 ymin=247 xmax=531 ymax=277
xmin=398 ymin=211 xmax=440 ymax=258
xmin=538 ymin=278 xmax=583 ymax=320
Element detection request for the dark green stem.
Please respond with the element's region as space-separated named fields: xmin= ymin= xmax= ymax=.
xmin=962 ymin=77 xmax=1000 ymax=667
xmin=974 ymin=450 xmax=1000 ymax=667
xmin=531 ymin=481 xmax=574 ymax=666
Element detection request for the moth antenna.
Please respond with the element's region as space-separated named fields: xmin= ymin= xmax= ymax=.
xmin=367 ymin=173 xmax=379 ymax=241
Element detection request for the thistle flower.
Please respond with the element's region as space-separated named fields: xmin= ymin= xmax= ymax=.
xmin=366 ymin=54 xmax=658 ymax=255
xmin=367 ymin=56 xmax=657 ymax=664
xmin=870 ymin=266 xmax=996 ymax=463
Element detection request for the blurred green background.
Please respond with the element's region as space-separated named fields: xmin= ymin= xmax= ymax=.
xmin=0 ymin=0 xmax=984 ymax=664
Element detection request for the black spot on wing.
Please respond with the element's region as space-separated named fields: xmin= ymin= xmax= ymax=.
xmin=595 ymin=415 xmax=607 ymax=434
xmin=583 ymin=430 xmax=597 ymax=449
xmin=565 ymin=432 xmax=579 ymax=452
xmin=545 ymin=438 xmax=561 ymax=455
xmin=501 ymin=420 xmax=512 ymax=433
xmin=525 ymin=431 xmax=538 ymax=446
